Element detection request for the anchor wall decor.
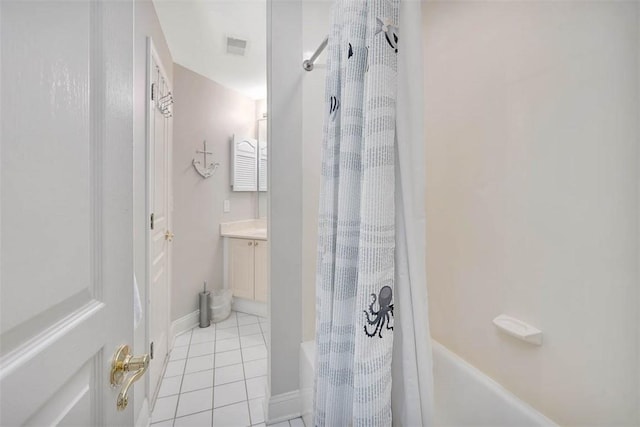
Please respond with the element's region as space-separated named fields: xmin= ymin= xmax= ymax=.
xmin=192 ymin=140 xmax=220 ymax=178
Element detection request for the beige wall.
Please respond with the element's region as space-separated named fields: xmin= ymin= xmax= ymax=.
xmin=256 ymin=98 xmax=267 ymax=120
xmin=423 ymin=2 xmax=639 ymax=426
xmin=171 ymin=64 xmax=257 ymax=321
xmin=256 ymin=98 xmax=268 ymax=218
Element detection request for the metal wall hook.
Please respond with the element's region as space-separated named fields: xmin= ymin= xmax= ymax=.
xmin=156 ymin=90 xmax=174 ymax=117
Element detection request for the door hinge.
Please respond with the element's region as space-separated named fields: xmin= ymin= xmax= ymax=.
xmin=150 ymin=213 xmax=155 ymax=230
xmin=151 ymin=83 xmax=156 ymax=101
xmin=150 ymin=342 xmax=154 ymax=360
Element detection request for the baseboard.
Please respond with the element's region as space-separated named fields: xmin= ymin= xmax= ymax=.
xmin=266 ymin=390 xmax=301 ymax=425
xmin=135 ymin=398 xmax=150 ymax=427
xmin=170 ymin=310 xmax=199 ymax=346
xmin=231 ymin=297 xmax=267 ymax=318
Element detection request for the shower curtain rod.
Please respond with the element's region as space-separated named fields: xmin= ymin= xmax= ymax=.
xmin=302 ymin=36 xmax=328 ymax=71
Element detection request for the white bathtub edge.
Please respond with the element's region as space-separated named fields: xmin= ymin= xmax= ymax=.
xmin=300 ymin=339 xmax=558 ymax=427
xmin=432 ymin=341 xmax=557 ymax=427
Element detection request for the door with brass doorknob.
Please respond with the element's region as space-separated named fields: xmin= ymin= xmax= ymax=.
xmin=0 ymin=0 xmax=137 ymax=425
xmin=147 ymin=39 xmax=174 ymax=418
xmin=111 ymin=345 xmax=150 ymax=410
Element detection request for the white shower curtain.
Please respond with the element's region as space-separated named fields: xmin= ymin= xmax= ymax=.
xmin=314 ymin=0 xmax=433 ymax=425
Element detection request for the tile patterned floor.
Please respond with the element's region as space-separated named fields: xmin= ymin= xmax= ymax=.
xmin=150 ymin=311 xmax=304 ymax=427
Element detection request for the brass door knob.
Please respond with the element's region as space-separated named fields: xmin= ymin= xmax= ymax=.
xmin=110 ymin=345 xmax=150 ymax=411
xmin=164 ymin=230 xmax=174 ymax=241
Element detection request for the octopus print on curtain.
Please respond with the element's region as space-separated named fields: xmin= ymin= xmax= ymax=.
xmin=314 ymin=0 xmax=399 ymax=425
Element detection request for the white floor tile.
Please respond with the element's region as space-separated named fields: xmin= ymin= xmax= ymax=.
xmin=174 ymin=332 xmax=192 ymax=347
xmin=269 ymin=422 xmax=289 ymax=427
xmin=185 ymin=354 xmax=215 ymax=374
xmin=189 ymin=341 xmax=215 ymax=357
xmin=190 ymin=329 xmax=216 ymax=344
xmin=170 ymin=345 xmax=189 ymax=361
xmin=216 ymin=337 xmax=241 ymax=353
xmin=214 ymin=364 xmax=245 ymax=386
xmin=289 ymin=417 xmax=305 ymax=427
xmin=238 ymin=324 xmax=262 ymax=336
xmin=193 ymin=324 xmax=216 ymax=333
xmin=251 ymin=424 xmax=266 ymax=427
xmin=181 ymin=369 xmax=214 ymax=393
xmin=248 ymin=398 xmax=265 ymax=425
xmin=151 ymin=395 xmax=178 ymax=423
xmin=236 ymin=312 xmax=252 ymax=318
xmin=245 ymin=376 xmax=266 ymax=400
xmin=216 ymin=328 xmax=240 ymax=341
xmin=215 ymin=349 xmax=242 ymax=368
xmin=212 ymin=401 xmax=250 ymax=427
xmin=215 ymin=315 xmax=238 ymax=330
xmin=213 ymin=380 xmax=247 ymax=408
xmin=152 ymin=313 xmax=277 ymax=426
xmin=157 ymin=375 xmax=182 ymax=398
xmin=237 ymin=315 xmax=259 ymax=326
xmin=164 ymin=359 xmax=186 ymax=378
xmin=240 ymin=334 xmax=264 ymax=348
xmin=176 ymin=387 xmax=213 ymax=418
xmin=243 ymin=359 xmax=267 ymax=379
xmin=173 ymin=410 xmax=213 ymax=427
xmin=241 ymin=345 xmax=267 ymax=362
xmin=150 ymin=420 xmax=174 ymax=427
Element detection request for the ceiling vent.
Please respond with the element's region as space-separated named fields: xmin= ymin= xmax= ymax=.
xmin=226 ymin=36 xmax=248 ymax=56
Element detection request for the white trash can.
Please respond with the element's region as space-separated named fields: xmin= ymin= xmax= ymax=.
xmin=211 ymin=289 xmax=232 ymax=323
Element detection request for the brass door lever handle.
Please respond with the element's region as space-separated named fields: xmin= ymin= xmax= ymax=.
xmin=110 ymin=345 xmax=150 ymax=411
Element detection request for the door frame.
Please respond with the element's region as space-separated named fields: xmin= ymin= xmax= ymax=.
xmin=144 ymin=36 xmax=173 ymax=406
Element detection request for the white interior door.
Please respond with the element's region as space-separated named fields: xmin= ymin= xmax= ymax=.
xmin=147 ymin=40 xmax=172 ymax=403
xmin=0 ymin=1 xmax=137 ymax=425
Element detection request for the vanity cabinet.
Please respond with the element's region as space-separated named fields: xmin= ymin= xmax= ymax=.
xmin=228 ymin=238 xmax=268 ymax=303
xmin=253 ymin=240 xmax=268 ymax=302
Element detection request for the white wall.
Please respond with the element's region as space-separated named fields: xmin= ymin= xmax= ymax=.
xmin=301 ymin=1 xmax=331 ymax=342
xmin=171 ymin=64 xmax=257 ymax=321
xmin=267 ymin=0 xmax=303 ymax=402
xmin=637 ymin=3 xmax=640 ymax=416
xmin=423 ymin=2 xmax=639 ymax=425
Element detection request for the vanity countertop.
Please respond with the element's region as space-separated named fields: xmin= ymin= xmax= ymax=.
xmin=220 ymin=228 xmax=267 ymax=240
xmin=220 ymin=219 xmax=267 ymax=241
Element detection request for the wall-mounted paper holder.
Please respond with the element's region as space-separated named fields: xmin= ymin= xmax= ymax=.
xmin=493 ymin=314 xmax=542 ymax=345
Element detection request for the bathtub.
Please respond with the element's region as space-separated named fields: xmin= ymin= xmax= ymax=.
xmin=299 ymin=340 xmax=557 ymax=426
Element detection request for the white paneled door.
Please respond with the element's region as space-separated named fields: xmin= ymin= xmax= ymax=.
xmin=147 ymin=40 xmax=173 ymax=403
xmin=1 ymin=0 xmax=137 ymax=425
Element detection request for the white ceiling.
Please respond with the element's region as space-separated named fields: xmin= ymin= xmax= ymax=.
xmin=153 ymin=0 xmax=267 ymax=100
